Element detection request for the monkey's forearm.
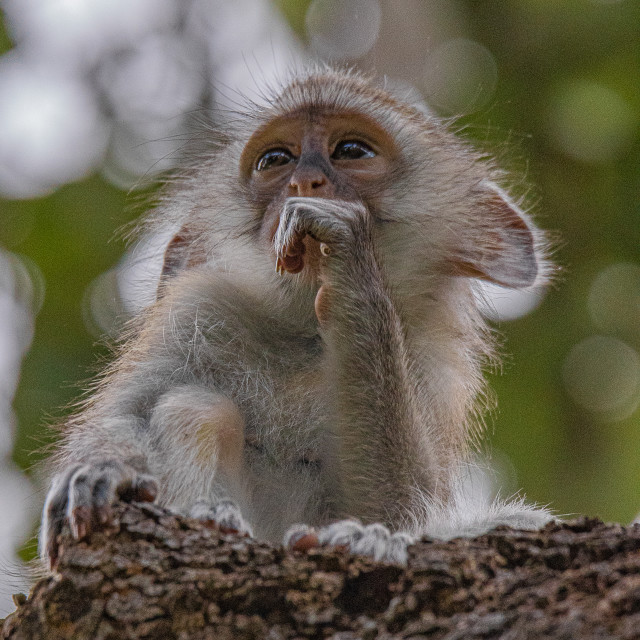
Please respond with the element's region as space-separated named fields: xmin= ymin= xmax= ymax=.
xmin=326 ymin=250 xmax=434 ymax=526
xmin=275 ymin=197 xmax=435 ymax=525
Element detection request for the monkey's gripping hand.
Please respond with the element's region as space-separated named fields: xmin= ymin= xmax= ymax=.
xmin=40 ymin=459 xmax=158 ymax=569
xmin=284 ymin=521 xmax=415 ymax=565
xmin=274 ymin=197 xmax=373 ymax=275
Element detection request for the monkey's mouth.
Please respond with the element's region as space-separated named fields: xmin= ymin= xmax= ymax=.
xmin=275 ymin=234 xmax=323 ymax=278
xmin=275 ymin=234 xmax=329 ymax=323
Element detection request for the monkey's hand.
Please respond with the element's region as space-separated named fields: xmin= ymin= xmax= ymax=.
xmin=275 ymin=198 xmax=377 ymax=323
xmin=284 ymin=520 xmax=414 ymax=565
xmin=41 ymin=459 xmax=158 ymax=569
xmin=274 ymin=197 xmax=372 ymax=276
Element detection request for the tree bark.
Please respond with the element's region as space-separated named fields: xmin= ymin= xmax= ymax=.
xmin=2 ymin=502 xmax=640 ymax=639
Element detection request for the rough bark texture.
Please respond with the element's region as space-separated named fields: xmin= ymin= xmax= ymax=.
xmin=2 ymin=502 xmax=640 ymax=639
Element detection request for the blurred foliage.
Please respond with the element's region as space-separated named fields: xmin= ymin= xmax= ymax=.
xmin=1 ymin=0 xmax=639 ymax=542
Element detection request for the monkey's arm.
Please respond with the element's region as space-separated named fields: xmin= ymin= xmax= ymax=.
xmin=276 ymin=198 xmax=433 ymax=528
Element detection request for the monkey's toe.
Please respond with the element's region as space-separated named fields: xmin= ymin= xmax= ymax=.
xmin=189 ymin=499 xmax=253 ymax=536
xmin=284 ymin=523 xmax=320 ymax=552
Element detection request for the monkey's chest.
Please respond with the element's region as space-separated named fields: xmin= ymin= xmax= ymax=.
xmin=202 ymin=335 xmax=330 ymax=468
xmin=241 ymin=367 xmax=329 ymax=467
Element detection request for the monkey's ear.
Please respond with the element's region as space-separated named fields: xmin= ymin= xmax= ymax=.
xmin=161 ymin=229 xmax=191 ymax=280
xmin=457 ymin=183 xmax=539 ymax=289
xmin=159 ymin=226 xmax=205 ymax=292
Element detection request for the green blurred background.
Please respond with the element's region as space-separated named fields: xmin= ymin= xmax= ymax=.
xmin=1 ymin=0 xmax=639 ymax=567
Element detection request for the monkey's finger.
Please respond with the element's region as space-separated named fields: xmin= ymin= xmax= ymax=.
xmin=41 ymin=464 xmax=82 ymax=568
xmin=91 ymin=464 xmax=129 ymax=524
xmin=190 ymin=499 xmax=253 ymax=536
xmin=115 ymin=472 xmax=158 ymax=503
xmin=385 ymin=532 xmax=414 ymax=565
xmin=316 ymin=519 xmax=364 ymax=549
xmin=350 ymin=523 xmax=391 ymax=562
xmin=315 ymin=521 xmax=412 ymax=563
xmin=131 ymin=474 xmax=158 ymax=502
xmin=314 ymin=285 xmax=332 ymax=325
xmin=211 ymin=499 xmax=251 ymax=535
xmin=284 ymin=524 xmax=320 ymax=552
xmin=67 ymin=465 xmax=98 ymax=540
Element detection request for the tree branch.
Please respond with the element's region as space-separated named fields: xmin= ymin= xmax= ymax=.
xmin=3 ymin=502 xmax=640 ymax=639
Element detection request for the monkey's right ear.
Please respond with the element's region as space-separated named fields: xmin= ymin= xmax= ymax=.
xmin=161 ymin=229 xmax=191 ymax=280
xmin=457 ymin=183 xmax=540 ymax=289
xmin=159 ymin=226 xmax=205 ymax=292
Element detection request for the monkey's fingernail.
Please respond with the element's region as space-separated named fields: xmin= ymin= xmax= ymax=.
xmin=218 ymin=525 xmax=239 ymax=535
xmin=291 ymin=532 xmax=320 ymax=552
xmin=319 ymin=243 xmax=331 ymax=257
xmin=134 ymin=478 xmax=158 ymax=502
xmin=275 ymin=257 xmax=285 ymax=276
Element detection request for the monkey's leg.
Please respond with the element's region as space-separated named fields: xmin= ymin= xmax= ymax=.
xmin=276 ymin=198 xmax=436 ymax=525
xmin=148 ymin=386 xmax=252 ymax=534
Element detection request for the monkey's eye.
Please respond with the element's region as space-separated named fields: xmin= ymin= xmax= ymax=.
xmin=331 ymin=140 xmax=376 ymax=161
xmin=256 ymin=148 xmax=294 ymax=171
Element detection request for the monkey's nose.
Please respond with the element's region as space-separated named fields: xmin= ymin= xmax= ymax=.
xmin=289 ymin=170 xmax=333 ymax=197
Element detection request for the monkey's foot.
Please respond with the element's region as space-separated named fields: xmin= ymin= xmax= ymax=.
xmin=189 ymin=499 xmax=253 ymax=537
xmin=41 ymin=460 xmax=158 ymax=570
xmin=284 ymin=520 xmax=414 ymax=565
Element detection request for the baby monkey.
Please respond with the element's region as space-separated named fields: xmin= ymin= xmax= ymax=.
xmin=41 ymin=67 xmax=552 ymax=568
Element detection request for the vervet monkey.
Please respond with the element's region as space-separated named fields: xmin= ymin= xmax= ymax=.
xmin=41 ymin=67 xmax=553 ymax=568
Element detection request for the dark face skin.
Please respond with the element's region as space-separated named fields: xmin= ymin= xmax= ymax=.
xmin=240 ymin=111 xmax=399 ymax=275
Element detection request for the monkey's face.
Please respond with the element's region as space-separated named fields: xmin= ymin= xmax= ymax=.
xmin=160 ymin=71 xmax=544 ymax=306
xmin=240 ymin=112 xmax=399 ymax=278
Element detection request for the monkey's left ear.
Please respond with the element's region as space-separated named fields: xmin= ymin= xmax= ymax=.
xmin=457 ymin=183 xmax=540 ymax=289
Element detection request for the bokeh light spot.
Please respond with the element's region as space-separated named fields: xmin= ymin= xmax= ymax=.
xmin=563 ymin=335 xmax=640 ymax=420
xmin=0 ymin=249 xmax=36 ymax=409
xmin=547 ymin=79 xmax=637 ymax=164
xmin=98 ymin=34 xmax=204 ymax=123
xmin=82 ymin=269 xmax=127 ymax=339
xmin=117 ymin=230 xmax=174 ymax=314
xmin=422 ymin=39 xmax=498 ymax=114
xmin=588 ymin=263 xmax=640 ymax=337
xmin=0 ymin=55 xmax=109 ymax=198
xmin=475 ymin=281 xmax=545 ymax=322
xmin=306 ymin=0 xmax=382 ymax=60
xmin=3 ymin=0 xmax=178 ymax=67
